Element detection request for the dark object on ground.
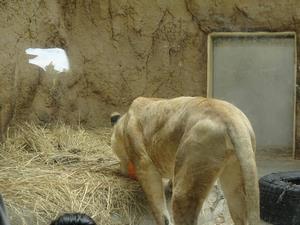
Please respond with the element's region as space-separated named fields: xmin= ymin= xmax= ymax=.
xmin=0 ymin=194 xmax=11 ymax=225
xmin=259 ymin=171 xmax=300 ymax=225
xmin=50 ymin=213 xmax=97 ymax=225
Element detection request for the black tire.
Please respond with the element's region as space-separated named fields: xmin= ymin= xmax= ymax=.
xmin=259 ymin=171 xmax=300 ymax=225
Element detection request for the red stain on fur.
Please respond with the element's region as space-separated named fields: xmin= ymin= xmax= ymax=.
xmin=128 ymin=162 xmax=137 ymax=180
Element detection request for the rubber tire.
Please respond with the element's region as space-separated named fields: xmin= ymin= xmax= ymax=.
xmin=259 ymin=171 xmax=300 ymax=225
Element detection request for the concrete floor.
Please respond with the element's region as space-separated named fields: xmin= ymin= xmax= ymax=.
xmin=141 ymin=150 xmax=300 ymax=225
xmin=256 ymin=150 xmax=300 ymax=177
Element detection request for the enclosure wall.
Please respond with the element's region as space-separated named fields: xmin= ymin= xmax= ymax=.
xmin=0 ymin=0 xmax=300 ymax=157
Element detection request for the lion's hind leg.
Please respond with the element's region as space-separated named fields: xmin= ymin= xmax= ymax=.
xmin=171 ymin=138 xmax=226 ymax=225
xmin=172 ymin=158 xmax=224 ymax=225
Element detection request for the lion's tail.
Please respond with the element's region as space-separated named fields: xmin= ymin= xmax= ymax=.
xmin=227 ymin=122 xmax=260 ymax=225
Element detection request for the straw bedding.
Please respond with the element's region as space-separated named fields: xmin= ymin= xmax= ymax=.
xmin=0 ymin=123 xmax=147 ymax=225
xmin=0 ymin=123 xmax=232 ymax=225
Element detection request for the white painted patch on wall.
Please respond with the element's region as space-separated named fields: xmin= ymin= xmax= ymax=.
xmin=25 ymin=48 xmax=69 ymax=73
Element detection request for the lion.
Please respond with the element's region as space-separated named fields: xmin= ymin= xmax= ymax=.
xmin=110 ymin=96 xmax=259 ymax=225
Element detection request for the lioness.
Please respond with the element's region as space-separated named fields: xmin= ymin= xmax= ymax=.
xmin=110 ymin=96 xmax=259 ymax=225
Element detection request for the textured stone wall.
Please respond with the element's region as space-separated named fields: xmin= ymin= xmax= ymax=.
xmin=0 ymin=0 xmax=300 ymax=157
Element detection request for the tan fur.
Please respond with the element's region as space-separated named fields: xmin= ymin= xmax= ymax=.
xmin=111 ymin=96 xmax=259 ymax=225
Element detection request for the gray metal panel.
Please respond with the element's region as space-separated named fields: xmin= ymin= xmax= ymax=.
xmin=212 ymin=36 xmax=295 ymax=150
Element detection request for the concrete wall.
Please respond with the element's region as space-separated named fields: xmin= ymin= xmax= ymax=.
xmin=0 ymin=0 xmax=300 ymax=157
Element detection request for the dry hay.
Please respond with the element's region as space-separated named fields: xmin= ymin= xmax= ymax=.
xmin=0 ymin=123 xmax=235 ymax=225
xmin=0 ymin=123 xmax=147 ymax=225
